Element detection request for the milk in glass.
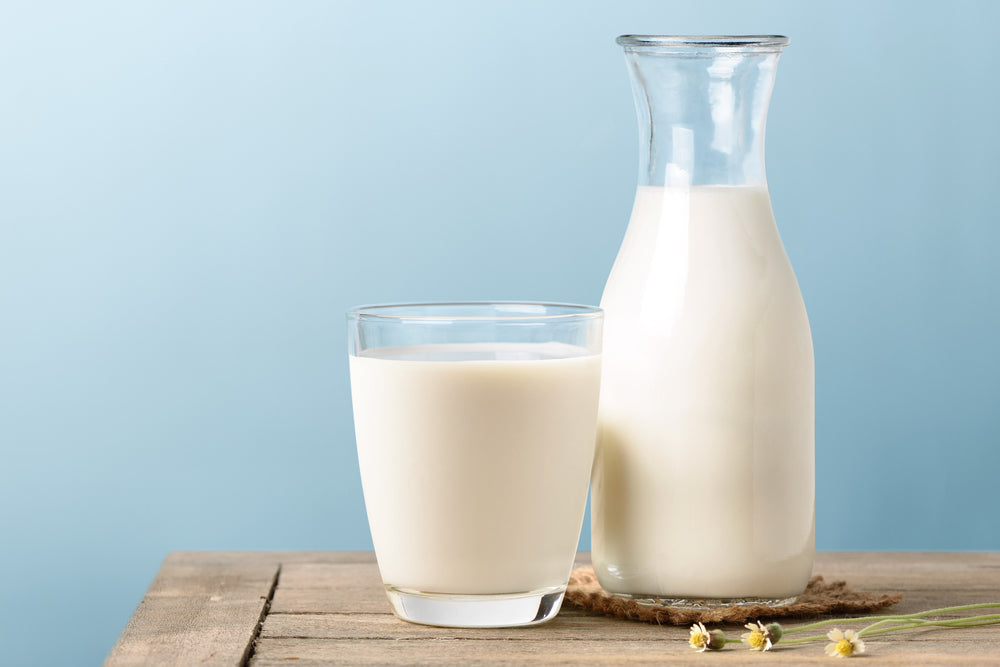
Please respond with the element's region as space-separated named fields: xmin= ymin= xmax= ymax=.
xmin=351 ymin=343 xmax=601 ymax=595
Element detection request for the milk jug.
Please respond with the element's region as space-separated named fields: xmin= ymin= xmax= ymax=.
xmin=592 ymin=35 xmax=814 ymax=602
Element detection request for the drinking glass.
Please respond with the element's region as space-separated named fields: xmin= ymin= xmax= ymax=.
xmin=348 ymin=302 xmax=602 ymax=627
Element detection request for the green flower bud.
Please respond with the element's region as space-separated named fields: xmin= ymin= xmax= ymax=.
xmin=766 ymin=622 xmax=784 ymax=644
xmin=707 ymin=629 xmax=728 ymax=650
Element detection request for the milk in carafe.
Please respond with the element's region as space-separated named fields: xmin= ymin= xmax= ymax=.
xmin=592 ymin=184 xmax=814 ymax=599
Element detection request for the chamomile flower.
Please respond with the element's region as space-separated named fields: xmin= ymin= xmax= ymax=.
xmin=689 ymin=623 xmax=711 ymax=652
xmin=689 ymin=622 xmax=727 ymax=651
xmin=741 ymin=621 xmax=774 ymax=651
xmin=824 ymin=629 xmax=866 ymax=658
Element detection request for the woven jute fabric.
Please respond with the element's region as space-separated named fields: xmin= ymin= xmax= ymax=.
xmin=564 ymin=567 xmax=902 ymax=626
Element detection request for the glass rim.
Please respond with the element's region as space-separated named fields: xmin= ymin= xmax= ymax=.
xmin=616 ymin=34 xmax=789 ymax=49
xmin=347 ymin=301 xmax=603 ymax=322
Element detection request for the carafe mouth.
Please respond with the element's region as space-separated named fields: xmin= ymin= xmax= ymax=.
xmin=618 ymin=34 xmax=787 ymax=186
xmin=617 ymin=35 xmax=789 ymax=53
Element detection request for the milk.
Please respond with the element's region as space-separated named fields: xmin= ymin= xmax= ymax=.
xmin=350 ymin=343 xmax=601 ymax=595
xmin=593 ymin=185 xmax=814 ymax=599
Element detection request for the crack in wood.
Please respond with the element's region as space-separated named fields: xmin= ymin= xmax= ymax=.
xmin=241 ymin=564 xmax=282 ymax=666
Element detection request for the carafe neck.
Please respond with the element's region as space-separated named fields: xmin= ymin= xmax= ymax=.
xmin=619 ymin=35 xmax=788 ymax=188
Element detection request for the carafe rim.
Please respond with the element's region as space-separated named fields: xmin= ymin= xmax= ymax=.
xmin=616 ymin=35 xmax=789 ymax=52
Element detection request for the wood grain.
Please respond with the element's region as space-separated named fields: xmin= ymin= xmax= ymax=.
xmin=106 ymin=552 xmax=1000 ymax=666
xmin=249 ymin=632 xmax=996 ymax=666
xmin=105 ymin=553 xmax=281 ymax=666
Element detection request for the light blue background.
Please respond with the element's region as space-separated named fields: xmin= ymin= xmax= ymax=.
xmin=2 ymin=1 xmax=998 ymax=664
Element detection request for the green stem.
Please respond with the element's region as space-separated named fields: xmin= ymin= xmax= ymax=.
xmin=784 ymin=614 xmax=910 ymax=633
xmin=894 ymin=603 xmax=1000 ymax=616
xmin=860 ymin=614 xmax=1000 ymax=634
xmin=781 ymin=603 xmax=1000 ymax=634
xmin=857 ymin=618 xmax=908 ymax=635
xmin=781 ymin=633 xmax=832 ymax=645
xmin=779 ymin=614 xmax=1000 ymax=647
xmin=858 ymin=621 xmax=938 ymax=638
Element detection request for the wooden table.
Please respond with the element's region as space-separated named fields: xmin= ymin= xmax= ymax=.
xmin=106 ymin=552 xmax=1000 ymax=665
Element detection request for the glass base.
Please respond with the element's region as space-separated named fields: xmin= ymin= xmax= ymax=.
xmin=384 ymin=585 xmax=566 ymax=628
xmin=626 ymin=594 xmax=798 ymax=609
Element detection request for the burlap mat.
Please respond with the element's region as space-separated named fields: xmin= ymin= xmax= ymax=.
xmin=564 ymin=567 xmax=902 ymax=625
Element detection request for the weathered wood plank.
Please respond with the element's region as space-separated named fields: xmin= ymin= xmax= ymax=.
xmin=268 ymin=582 xmax=1000 ymax=618
xmin=268 ymin=586 xmax=386 ymax=614
xmin=813 ymin=552 xmax=1000 ymax=591
xmin=260 ymin=598 xmax=1000 ymax=641
xmin=813 ymin=552 xmax=1000 ymax=570
xmin=229 ymin=551 xmax=1000 ymax=571
xmin=261 ymin=612 xmax=672 ymax=641
xmin=249 ymin=632 xmax=998 ymax=666
xmin=104 ymin=553 xmax=280 ymax=666
xmin=266 ymin=552 xmax=1000 ymax=616
xmin=157 ymin=551 xmax=375 ymax=566
xmin=269 ymin=556 xmax=589 ymax=613
xmin=277 ymin=562 xmax=384 ymax=590
xmin=274 ymin=552 xmax=1000 ymax=591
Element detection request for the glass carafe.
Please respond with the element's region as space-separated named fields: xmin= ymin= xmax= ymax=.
xmin=592 ymin=35 xmax=814 ymax=603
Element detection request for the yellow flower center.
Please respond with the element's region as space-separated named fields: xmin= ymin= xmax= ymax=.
xmin=690 ymin=632 xmax=708 ymax=649
xmin=748 ymin=631 xmax=767 ymax=649
xmin=836 ymin=638 xmax=854 ymax=656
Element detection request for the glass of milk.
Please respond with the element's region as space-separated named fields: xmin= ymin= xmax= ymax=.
xmin=348 ymin=302 xmax=603 ymax=627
